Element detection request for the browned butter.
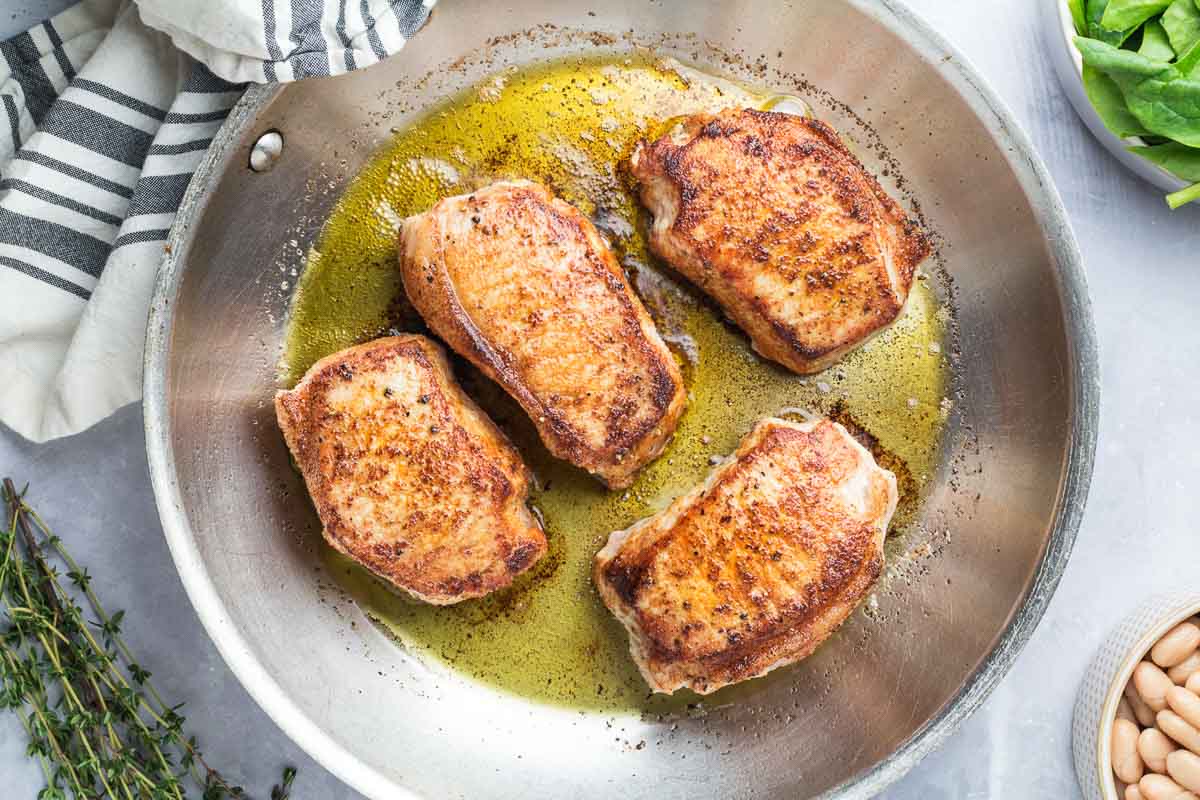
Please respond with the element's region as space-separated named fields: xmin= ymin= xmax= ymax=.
xmin=281 ymin=54 xmax=949 ymax=713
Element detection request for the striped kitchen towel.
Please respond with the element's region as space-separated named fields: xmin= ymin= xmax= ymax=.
xmin=0 ymin=0 xmax=434 ymax=443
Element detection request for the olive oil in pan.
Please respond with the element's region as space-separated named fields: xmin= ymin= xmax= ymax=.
xmin=282 ymin=55 xmax=950 ymax=713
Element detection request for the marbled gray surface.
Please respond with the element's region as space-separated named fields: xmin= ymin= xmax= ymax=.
xmin=2 ymin=0 xmax=1198 ymax=797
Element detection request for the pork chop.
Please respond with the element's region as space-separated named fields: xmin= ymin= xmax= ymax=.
xmin=399 ymin=179 xmax=687 ymax=489
xmin=594 ymin=417 xmax=897 ymax=694
xmin=631 ymin=108 xmax=931 ymax=375
xmin=275 ymin=334 xmax=547 ymax=605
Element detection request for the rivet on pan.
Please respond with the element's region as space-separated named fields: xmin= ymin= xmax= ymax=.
xmin=250 ymin=130 xmax=284 ymax=172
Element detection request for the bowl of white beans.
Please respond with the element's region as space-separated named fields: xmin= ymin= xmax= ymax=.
xmin=1074 ymin=593 xmax=1200 ymax=800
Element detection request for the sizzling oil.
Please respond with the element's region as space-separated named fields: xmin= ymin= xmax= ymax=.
xmin=283 ymin=55 xmax=949 ymax=714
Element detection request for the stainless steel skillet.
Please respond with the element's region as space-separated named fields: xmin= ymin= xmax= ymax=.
xmin=144 ymin=1 xmax=1099 ymax=797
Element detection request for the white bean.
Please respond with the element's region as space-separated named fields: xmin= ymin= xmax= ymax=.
xmin=1139 ymin=662 xmax=1177 ymax=712
xmin=1168 ymin=750 xmax=1200 ymax=793
xmin=1170 ymin=687 xmax=1200 ymax=731
xmin=1130 ymin=680 xmax=1162 ymax=726
xmin=1119 ymin=697 xmax=1139 ymax=723
xmin=1127 ymin=785 xmax=1146 ymax=800
xmin=1140 ymin=773 xmax=1199 ymax=799
xmin=1116 ymin=718 xmax=1147 ymax=783
xmin=1159 ymin=710 xmax=1200 ymax=756
xmin=1188 ymin=672 xmax=1200 ymax=695
xmin=1154 ymin=624 xmax=1200 ymax=669
xmin=1169 ymin=651 xmax=1200 ymax=685
xmin=1141 ymin=727 xmax=1179 ymax=774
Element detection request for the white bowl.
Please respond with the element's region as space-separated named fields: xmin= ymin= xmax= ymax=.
xmin=1073 ymin=592 xmax=1200 ymax=800
xmin=1043 ymin=0 xmax=1188 ymax=194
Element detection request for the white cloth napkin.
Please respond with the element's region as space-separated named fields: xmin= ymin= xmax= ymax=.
xmin=0 ymin=0 xmax=433 ymax=443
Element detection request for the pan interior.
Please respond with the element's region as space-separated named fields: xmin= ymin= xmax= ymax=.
xmin=150 ymin=4 xmax=1090 ymax=798
xmin=281 ymin=53 xmax=951 ymax=713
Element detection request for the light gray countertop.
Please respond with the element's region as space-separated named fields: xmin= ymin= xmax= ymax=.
xmin=2 ymin=1 xmax=1198 ymax=797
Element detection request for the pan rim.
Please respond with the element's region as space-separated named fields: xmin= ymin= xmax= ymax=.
xmin=143 ymin=3 xmax=1100 ymax=797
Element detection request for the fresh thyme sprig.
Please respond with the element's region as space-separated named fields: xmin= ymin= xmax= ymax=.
xmin=0 ymin=478 xmax=296 ymax=799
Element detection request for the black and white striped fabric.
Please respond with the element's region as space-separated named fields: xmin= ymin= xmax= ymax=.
xmin=0 ymin=0 xmax=434 ymax=443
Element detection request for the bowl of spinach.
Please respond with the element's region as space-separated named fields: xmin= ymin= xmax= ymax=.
xmin=1047 ymin=0 xmax=1200 ymax=208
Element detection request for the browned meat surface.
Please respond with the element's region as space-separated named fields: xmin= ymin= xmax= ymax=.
xmin=594 ymin=417 xmax=897 ymax=694
xmin=275 ymin=335 xmax=546 ymax=605
xmin=632 ymin=108 xmax=930 ymax=374
xmin=399 ymin=179 xmax=686 ymax=489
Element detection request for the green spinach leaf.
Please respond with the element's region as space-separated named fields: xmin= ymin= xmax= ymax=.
xmin=1101 ymin=0 xmax=1173 ymax=32
xmin=1128 ymin=140 xmax=1200 ymax=178
xmin=1082 ymin=64 xmax=1153 ymax=136
xmin=1139 ymin=19 xmax=1177 ymax=59
xmin=1077 ymin=36 xmax=1200 ymax=144
xmin=1069 ymin=0 xmax=1088 ymax=34
xmin=1176 ymin=41 xmax=1200 ymax=76
xmin=1162 ymin=0 xmax=1200 ymax=57
xmin=1088 ymin=0 xmax=1129 ymax=44
xmin=1123 ymin=70 xmax=1200 ymax=144
xmin=1127 ymin=130 xmax=1200 ymax=206
xmin=1076 ymin=35 xmax=1173 ymax=76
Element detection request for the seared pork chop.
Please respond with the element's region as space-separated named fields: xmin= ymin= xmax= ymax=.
xmin=275 ymin=335 xmax=547 ymax=605
xmin=594 ymin=417 xmax=897 ymax=694
xmin=631 ymin=108 xmax=930 ymax=375
xmin=399 ymin=179 xmax=687 ymax=490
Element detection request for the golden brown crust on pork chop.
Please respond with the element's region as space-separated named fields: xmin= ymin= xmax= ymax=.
xmin=399 ymin=179 xmax=687 ymax=489
xmin=631 ymin=108 xmax=930 ymax=375
xmin=275 ymin=335 xmax=546 ymax=605
xmin=593 ymin=417 xmax=897 ymax=694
